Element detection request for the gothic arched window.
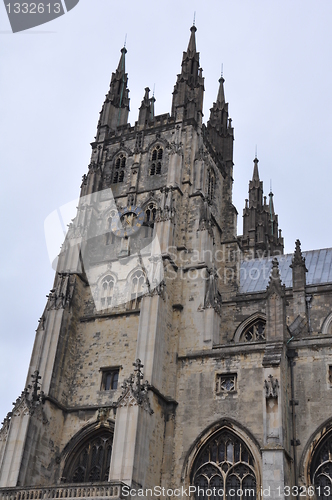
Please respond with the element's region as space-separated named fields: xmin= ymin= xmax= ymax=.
xmin=64 ymin=429 xmax=113 ymax=483
xmin=241 ymin=320 xmax=266 ymax=343
xmin=106 ymin=210 xmax=118 ymax=245
xmin=311 ymin=431 xmax=332 ymax=499
xmin=129 ymin=270 xmax=147 ymax=309
xmin=149 ymin=145 xmax=163 ymax=176
xmin=100 ymin=275 xmax=115 ymax=309
xmin=191 ymin=429 xmax=257 ymax=500
xmin=113 ymin=154 xmax=126 ymax=183
xmin=144 ymin=202 xmax=157 ymax=238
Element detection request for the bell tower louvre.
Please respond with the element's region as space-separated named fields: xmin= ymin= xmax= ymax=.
xmin=0 ymin=25 xmax=332 ymax=500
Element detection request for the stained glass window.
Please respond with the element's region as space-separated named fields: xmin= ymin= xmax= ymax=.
xmin=191 ymin=429 xmax=256 ymax=500
xmin=64 ymin=430 xmax=113 ymax=484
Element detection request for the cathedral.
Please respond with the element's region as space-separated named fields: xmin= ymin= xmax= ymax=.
xmin=1 ymin=25 xmax=332 ymax=500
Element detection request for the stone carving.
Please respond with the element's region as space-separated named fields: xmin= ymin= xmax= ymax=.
xmin=167 ymin=141 xmax=183 ymax=156
xmin=264 ymin=375 xmax=279 ymax=398
xmin=116 ymin=359 xmax=153 ymax=414
xmin=204 ymin=267 xmax=222 ymax=315
xmin=7 ymin=371 xmax=46 ymax=423
xmin=80 ymin=174 xmax=88 ymax=187
xmin=266 ymin=258 xmax=285 ymax=297
xmin=97 ymin=407 xmax=110 ymax=423
xmin=0 ymin=413 xmax=11 ymax=442
xmin=47 ymin=273 xmax=76 ymax=310
xmin=198 ymin=198 xmax=214 ymax=237
xmin=159 ymin=187 xmax=175 ymax=221
xmin=291 ymin=239 xmax=307 ymax=268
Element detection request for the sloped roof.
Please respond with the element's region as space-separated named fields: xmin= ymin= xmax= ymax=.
xmin=239 ymin=248 xmax=332 ymax=294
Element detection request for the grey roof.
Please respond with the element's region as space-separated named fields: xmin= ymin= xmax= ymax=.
xmin=239 ymin=248 xmax=332 ymax=294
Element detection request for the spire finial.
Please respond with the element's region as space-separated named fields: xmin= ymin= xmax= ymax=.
xmin=252 ymin=154 xmax=259 ymax=180
xmin=124 ymin=33 xmax=127 ymax=48
xmin=153 ymin=83 xmax=155 ymax=97
xmin=255 ymin=145 xmax=257 ymax=159
xmin=193 ymin=11 xmax=196 ymax=26
xmin=270 ymin=179 xmax=273 ymax=194
xmin=221 ymin=63 xmax=223 ymax=78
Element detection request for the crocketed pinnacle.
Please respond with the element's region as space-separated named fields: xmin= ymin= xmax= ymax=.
xmin=292 ymin=239 xmax=307 ymax=268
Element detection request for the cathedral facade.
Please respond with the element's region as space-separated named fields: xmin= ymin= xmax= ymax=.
xmin=1 ymin=26 xmax=332 ymax=500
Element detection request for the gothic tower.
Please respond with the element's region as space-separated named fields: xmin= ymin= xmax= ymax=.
xmin=1 ymin=25 xmax=332 ymax=500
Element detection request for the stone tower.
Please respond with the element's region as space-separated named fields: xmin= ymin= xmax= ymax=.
xmin=1 ymin=26 xmax=332 ymax=500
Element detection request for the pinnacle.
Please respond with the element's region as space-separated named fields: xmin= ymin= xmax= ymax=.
xmin=187 ymin=25 xmax=197 ymax=53
xmin=216 ymin=76 xmax=225 ymax=105
xmin=268 ymin=257 xmax=282 ymax=287
xmin=269 ymin=190 xmax=275 ymax=216
xmin=117 ymin=46 xmax=127 ymax=73
xmin=252 ymin=157 xmax=260 ymax=181
xmin=292 ymin=239 xmax=307 ymax=268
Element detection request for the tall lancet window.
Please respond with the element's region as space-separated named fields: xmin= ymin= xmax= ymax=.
xmin=311 ymin=431 xmax=332 ymax=499
xmin=191 ymin=428 xmax=257 ymax=500
xmin=113 ymin=153 xmax=126 ymax=183
xmin=144 ymin=202 xmax=157 ymax=238
xmin=130 ymin=270 xmax=147 ymax=309
xmin=63 ymin=429 xmax=113 ymax=483
xmin=100 ymin=275 xmax=115 ymax=309
xmin=149 ymin=145 xmax=163 ymax=176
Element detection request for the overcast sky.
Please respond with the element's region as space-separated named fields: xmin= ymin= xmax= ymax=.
xmin=1 ymin=0 xmax=332 ymax=422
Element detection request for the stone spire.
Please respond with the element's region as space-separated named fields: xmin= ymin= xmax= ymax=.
xmin=171 ymin=25 xmax=204 ymax=125
xmin=96 ymin=46 xmax=130 ymax=140
xmin=204 ymin=75 xmax=234 ymax=163
xmin=240 ymin=157 xmax=284 ymax=258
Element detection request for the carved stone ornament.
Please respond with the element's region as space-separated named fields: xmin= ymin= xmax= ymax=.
xmin=47 ymin=273 xmax=76 ymax=310
xmin=266 ymin=258 xmax=285 ymax=298
xmin=264 ymin=374 xmax=279 ymax=399
xmin=290 ymin=239 xmax=307 ymax=269
xmin=159 ymin=187 xmax=175 ymax=221
xmin=97 ymin=407 xmax=110 ymax=423
xmin=167 ymin=141 xmax=183 ymax=156
xmin=204 ymin=267 xmax=222 ymax=315
xmin=116 ymin=359 xmax=153 ymax=415
xmin=198 ymin=198 xmax=214 ymax=238
xmin=0 ymin=413 xmax=11 ymax=442
xmin=6 ymin=371 xmax=46 ymax=423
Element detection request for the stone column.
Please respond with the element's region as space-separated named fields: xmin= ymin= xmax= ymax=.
xmin=261 ymin=259 xmax=289 ymax=499
xmin=0 ymin=394 xmax=30 ymax=487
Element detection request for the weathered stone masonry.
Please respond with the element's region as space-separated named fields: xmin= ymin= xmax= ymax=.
xmin=0 ymin=25 xmax=332 ymax=500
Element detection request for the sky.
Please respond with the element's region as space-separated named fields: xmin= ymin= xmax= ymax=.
xmin=1 ymin=0 xmax=332 ymax=423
